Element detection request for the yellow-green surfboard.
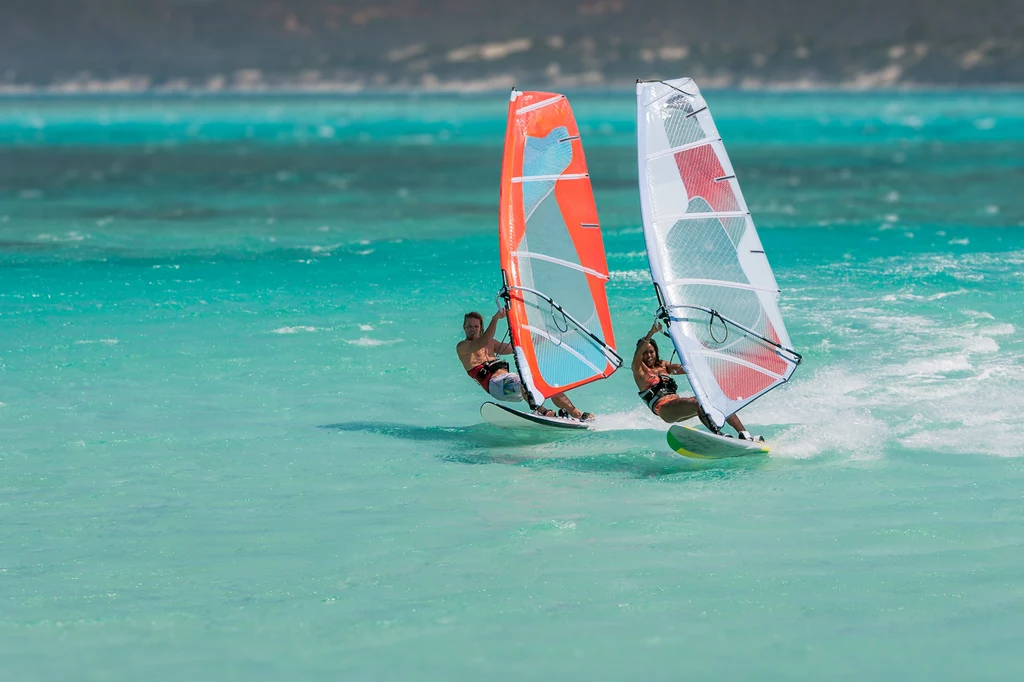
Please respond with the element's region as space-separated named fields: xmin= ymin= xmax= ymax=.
xmin=667 ymin=424 xmax=770 ymax=459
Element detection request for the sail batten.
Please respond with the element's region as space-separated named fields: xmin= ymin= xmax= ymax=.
xmin=511 ymin=251 xmax=610 ymax=280
xmin=663 ymin=278 xmax=778 ymax=293
xmin=500 ymin=90 xmax=621 ymax=403
xmin=654 ymin=211 xmax=750 ymax=222
xmin=690 ymin=351 xmax=789 ymax=380
xmin=522 ymin=325 xmax=604 ymax=374
xmin=637 ymin=78 xmax=800 ymax=428
xmin=517 ymin=94 xmax=563 ymax=114
xmin=512 ymin=173 xmax=590 ymax=183
xmin=647 ymin=137 xmax=723 ymax=160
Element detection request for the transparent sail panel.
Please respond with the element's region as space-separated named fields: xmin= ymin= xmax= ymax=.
xmin=517 ymin=130 xmax=605 ymax=388
xmin=657 ymin=213 xmax=750 ymax=284
xmin=516 ymin=286 xmax=606 ymax=389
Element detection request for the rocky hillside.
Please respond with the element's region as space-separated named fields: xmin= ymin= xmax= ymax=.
xmin=2 ymin=0 xmax=1021 ymax=90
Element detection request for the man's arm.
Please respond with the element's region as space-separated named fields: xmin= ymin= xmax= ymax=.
xmin=463 ymin=310 xmax=507 ymax=354
xmin=493 ymin=340 xmax=514 ymax=355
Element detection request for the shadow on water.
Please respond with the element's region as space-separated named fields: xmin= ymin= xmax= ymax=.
xmin=320 ymin=420 xmax=763 ymax=480
xmin=320 ymin=420 xmax=543 ymax=447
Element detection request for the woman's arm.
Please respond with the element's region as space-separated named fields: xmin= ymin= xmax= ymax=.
xmin=631 ymin=342 xmax=649 ymax=373
xmin=666 ymin=362 xmax=686 ymax=375
xmin=632 ymin=320 xmax=663 ymax=372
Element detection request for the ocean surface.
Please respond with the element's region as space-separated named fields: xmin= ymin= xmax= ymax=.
xmin=1 ymin=90 xmax=1023 ymax=680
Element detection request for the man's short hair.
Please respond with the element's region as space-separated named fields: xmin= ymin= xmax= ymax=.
xmin=464 ymin=311 xmax=484 ymax=325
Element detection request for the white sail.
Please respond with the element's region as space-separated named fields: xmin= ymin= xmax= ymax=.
xmin=636 ymin=78 xmax=801 ymax=429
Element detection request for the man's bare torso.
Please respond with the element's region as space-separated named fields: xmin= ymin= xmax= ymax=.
xmin=457 ymin=339 xmax=500 ymax=372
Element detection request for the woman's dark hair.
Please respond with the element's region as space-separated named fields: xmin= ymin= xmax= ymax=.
xmin=637 ymin=337 xmax=661 ymax=365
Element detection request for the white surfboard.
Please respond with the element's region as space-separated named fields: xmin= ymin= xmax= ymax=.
xmin=480 ymin=402 xmax=591 ymax=431
xmin=667 ymin=424 xmax=769 ymax=459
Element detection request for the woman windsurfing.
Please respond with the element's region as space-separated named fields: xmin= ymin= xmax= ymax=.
xmin=632 ymin=320 xmax=761 ymax=441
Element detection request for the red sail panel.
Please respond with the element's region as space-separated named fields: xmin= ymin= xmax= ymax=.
xmin=674 ymin=145 xmax=741 ymax=213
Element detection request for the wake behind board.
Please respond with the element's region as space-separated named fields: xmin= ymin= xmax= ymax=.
xmin=667 ymin=424 xmax=769 ymax=459
xmin=480 ymin=402 xmax=590 ymax=431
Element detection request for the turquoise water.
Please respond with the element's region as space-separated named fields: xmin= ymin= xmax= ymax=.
xmin=2 ymin=91 xmax=1023 ymax=680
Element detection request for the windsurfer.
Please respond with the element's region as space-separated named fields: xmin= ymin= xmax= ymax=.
xmin=458 ymin=310 xmax=594 ymax=421
xmin=632 ymin=320 xmax=761 ymax=440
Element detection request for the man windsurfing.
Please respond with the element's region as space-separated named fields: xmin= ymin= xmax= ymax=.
xmin=632 ymin=320 xmax=762 ymax=441
xmin=457 ymin=310 xmax=594 ymax=421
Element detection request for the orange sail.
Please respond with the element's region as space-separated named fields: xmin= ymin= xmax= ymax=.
xmin=499 ymin=90 xmax=621 ymax=406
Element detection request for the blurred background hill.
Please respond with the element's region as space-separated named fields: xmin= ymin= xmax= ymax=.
xmin=2 ymin=0 xmax=1022 ymax=91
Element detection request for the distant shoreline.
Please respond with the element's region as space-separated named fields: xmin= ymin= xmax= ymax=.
xmin=2 ymin=81 xmax=1023 ymax=97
